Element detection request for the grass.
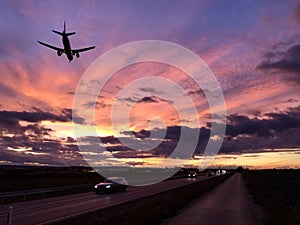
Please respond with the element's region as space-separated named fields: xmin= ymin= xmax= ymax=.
xmin=242 ymin=170 xmax=300 ymax=225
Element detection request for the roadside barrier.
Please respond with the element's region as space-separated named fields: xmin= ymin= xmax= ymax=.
xmin=0 ymin=184 xmax=92 ymax=204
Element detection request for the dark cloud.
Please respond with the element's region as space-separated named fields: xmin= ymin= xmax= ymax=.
xmin=125 ymin=161 xmax=146 ymax=166
xmin=107 ymin=125 xmax=210 ymax=157
xmin=79 ymin=136 xmax=131 ymax=152
xmin=226 ymin=106 xmax=300 ymax=138
xmin=0 ymin=110 xmax=69 ymax=140
xmin=137 ymin=96 xmax=173 ymax=104
xmin=137 ymin=96 xmax=159 ymax=104
xmin=112 ymin=150 xmax=153 ymax=159
xmin=0 ymin=108 xmax=87 ymax=166
xmin=164 ymin=126 xmax=181 ymax=141
xmin=117 ymin=97 xmax=138 ymax=104
xmin=2 ymin=106 xmax=300 ymax=164
xmin=66 ymin=137 xmax=76 ymax=143
xmin=0 ymin=109 xmax=72 ymax=124
xmin=257 ymin=43 xmax=300 ymax=84
xmin=187 ymin=89 xmax=205 ymax=97
xmin=180 ymin=106 xmax=299 ymax=154
xmin=122 ymin=129 xmax=151 ymax=139
xmin=226 ymin=114 xmax=271 ymax=137
xmin=0 ymin=129 xmax=84 ymax=167
xmin=100 ymin=135 xmax=117 ymax=144
xmin=82 ymin=100 xmax=108 ymax=109
xmin=219 ymin=105 xmax=300 ymax=153
xmin=25 ymin=124 xmax=52 ymax=137
xmin=0 ymin=142 xmax=84 ymax=167
xmin=264 ymin=112 xmax=300 ymax=132
xmin=72 ymin=114 xmax=85 ymax=124
xmin=286 ymin=99 xmax=298 ymax=103
xmin=259 ymin=57 xmax=300 ymax=72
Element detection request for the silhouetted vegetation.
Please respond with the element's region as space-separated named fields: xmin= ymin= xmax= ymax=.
xmin=243 ymin=170 xmax=300 ymax=225
xmin=0 ymin=165 xmax=103 ymax=192
xmin=236 ymin=166 xmax=244 ymax=172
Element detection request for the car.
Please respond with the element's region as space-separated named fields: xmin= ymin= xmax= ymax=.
xmin=94 ymin=177 xmax=128 ymax=194
xmin=188 ymin=171 xmax=197 ymax=178
xmin=207 ymin=171 xmax=214 ymax=177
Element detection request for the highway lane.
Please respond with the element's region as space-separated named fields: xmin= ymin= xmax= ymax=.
xmin=164 ymin=173 xmax=257 ymax=225
xmin=0 ymin=175 xmax=211 ymax=225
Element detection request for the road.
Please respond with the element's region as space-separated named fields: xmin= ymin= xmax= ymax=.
xmin=164 ymin=173 xmax=257 ymax=225
xmin=0 ymin=175 xmax=210 ymax=225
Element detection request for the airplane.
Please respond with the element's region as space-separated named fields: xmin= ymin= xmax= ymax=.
xmin=38 ymin=21 xmax=95 ymax=62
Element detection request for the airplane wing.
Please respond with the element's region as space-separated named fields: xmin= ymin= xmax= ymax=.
xmin=37 ymin=41 xmax=64 ymax=52
xmin=72 ymin=46 xmax=96 ymax=53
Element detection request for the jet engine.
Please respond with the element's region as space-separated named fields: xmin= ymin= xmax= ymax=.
xmin=75 ymin=52 xmax=80 ymax=58
xmin=57 ymin=51 xmax=62 ymax=56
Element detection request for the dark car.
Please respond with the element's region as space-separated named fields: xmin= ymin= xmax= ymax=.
xmin=94 ymin=177 xmax=128 ymax=194
xmin=188 ymin=171 xmax=197 ymax=178
xmin=207 ymin=171 xmax=214 ymax=177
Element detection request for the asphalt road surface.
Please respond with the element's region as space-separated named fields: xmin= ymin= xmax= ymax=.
xmin=164 ymin=173 xmax=257 ymax=225
xmin=0 ymin=175 xmax=210 ymax=225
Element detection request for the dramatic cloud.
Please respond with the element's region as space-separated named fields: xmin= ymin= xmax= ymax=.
xmin=0 ymin=108 xmax=86 ymax=166
xmin=226 ymin=115 xmax=271 ymax=137
xmin=220 ymin=106 xmax=300 ymax=153
xmin=82 ymin=100 xmax=109 ymax=109
xmin=257 ymin=43 xmax=300 ymax=84
xmin=135 ymin=96 xmax=173 ymax=104
xmin=122 ymin=129 xmax=151 ymax=139
xmin=0 ymin=109 xmax=73 ymax=129
xmin=107 ymin=105 xmax=300 ymax=157
xmin=0 ymin=1 xmax=299 ymax=168
xmin=137 ymin=96 xmax=159 ymax=104
xmin=187 ymin=89 xmax=205 ymax=97
xmin=1 ymin=106 xmax=300 ymax=166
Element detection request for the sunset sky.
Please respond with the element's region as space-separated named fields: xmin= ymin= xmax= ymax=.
xmin=0 ymin=0 xmax=299 ymax=169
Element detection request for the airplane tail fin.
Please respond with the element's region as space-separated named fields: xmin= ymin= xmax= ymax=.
xmin=52 ymin=21 xmax=76 ymax=36
xmin=64 ymin=21 xmax=76 ymax=36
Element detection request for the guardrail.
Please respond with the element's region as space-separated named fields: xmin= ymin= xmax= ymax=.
xmin=0 ymin=184 xmax=93 ymax=204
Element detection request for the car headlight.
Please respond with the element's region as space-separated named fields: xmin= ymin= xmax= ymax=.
xmin=105 ymin=185 xmax=111 ymax=188
xmin=94 ymin=185 xmax=98 ymax=189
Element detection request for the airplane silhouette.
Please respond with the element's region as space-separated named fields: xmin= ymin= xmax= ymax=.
xmin=38 ymin=22 xmax=95 ymax=62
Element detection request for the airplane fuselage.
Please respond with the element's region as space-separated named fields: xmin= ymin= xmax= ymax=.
xmin=62 ymin=35 xmax=73 ymax=61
